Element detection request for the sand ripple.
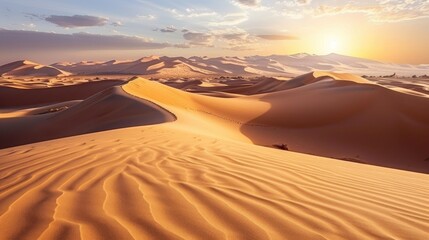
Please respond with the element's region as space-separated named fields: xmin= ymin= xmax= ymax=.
xmin=1 ymin=126 xmax=428 ymax=239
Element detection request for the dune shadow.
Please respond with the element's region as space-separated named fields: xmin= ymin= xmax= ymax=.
xmin=0 ymin=80 xmax=124 ymax=108
xmin=239 ymin=72 xmax=429 ymax=173
xmin=0 ymin=84 xmax=176 ymax=149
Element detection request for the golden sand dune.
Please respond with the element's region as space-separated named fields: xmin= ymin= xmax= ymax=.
xmin=1 ymin=71 xmax=429 ymax=239
xmin=123 ymin=73 xmax=429 ymax=173
xmin=0 ymin=125 xmax=428 ymax=239
xmin=1 ymin=72 xmax=429 ymax=172
xmin=0 ymin=60 xmax=70 ymax=77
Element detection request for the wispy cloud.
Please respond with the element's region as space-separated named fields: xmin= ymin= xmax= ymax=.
xmin=232 ymin=0 xmax=261 ymax=8
xmin=183 ymin=31 xmax=215 ymax=46
xmin=45 ymin=15 xmax=108 ymax=28
xmin=209 ymin=13 xmax=248 ymax=26
xmin=0 ymin=29 xmax=170 ymax=50
xmin=154 ymin=26 xmax=177 ymax=33
xmin=168 ymin=8 xmax=217 ymax=18
xmin=182 ymin=28 xmax=259 ymax=50
xmin=313 ymin=0 xmax=429 ymax=22
xmin=111 ymin=21 xmax=123 ymax=27
xmin=137 ymin=14 xmax=156 ymax=20
xmin=257 ymin=34 xmax=298 ymax=40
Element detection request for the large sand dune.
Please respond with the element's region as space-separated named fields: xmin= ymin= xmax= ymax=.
xmin=0 ymin=84 xmax=175 ymax=149
xmin=123 ymin=73 xmax=429 ymax=173
xmin=1 ymin=70 xmax=428 ymax=239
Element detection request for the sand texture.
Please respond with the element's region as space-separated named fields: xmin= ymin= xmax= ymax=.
xmin=1 ymin=70 xmax=429 ymax=239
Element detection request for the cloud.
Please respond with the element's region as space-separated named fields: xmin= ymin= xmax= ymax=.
xmin=216 ymin=28 xmax=258 ymax=50
xmin=173 ymin=43 xmax=191 ymax=48
xmin=183 ymin=28 xmax=255 ymax=49
xmin=183 ymin=32 xmax=215 ymax=46
xmin=257 ymin=34 xmax=298 ymax=40
xmin=273 ymin=0 xmax=429 ymax=22
xmin=294 ymin=0 xmax=312 ymax=5
xmin=168 ymin=8 xmax=217 ymax=18
xmin=313 ymin=0 xmax=429 ymax=22
xmin=233 ymin=0 xmax=261 ymax=7
xmin=278 ymin=0 xmax=312 ymax=6
xmin=209 ymin=13 xmax=248 ymax=26
xmin=21 ymin=23 xmax=36 ymax=29
xmin=45 ymin=15 xmax=109 ymax=28
xmin=111 ymin=21 xmax=123 ymax=27
xmin=182 ymin=28 xmax=259 ymax=50
xmin=137 ymin=14 xmax=156 ymax=20
xmin=154 ymin=26 xmax=177 ymax=33
xmin=0 ymin=29 xmax=170 ymax=51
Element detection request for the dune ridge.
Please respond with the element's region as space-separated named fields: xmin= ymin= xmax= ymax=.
xmin=0 ymin=84 xmax=175 ymax=149
xmin=0 ymin=80 xmax=123 ymax=108
xmin=122 ymin=73 xmax=429 ymax=173
xmin=0 ymin=60 xmax=70 ymax=77
xmin=47 ymin=53 xmax=429 ymax=76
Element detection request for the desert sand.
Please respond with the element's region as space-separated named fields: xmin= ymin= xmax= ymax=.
xmin=1 ymin=61 xmax=429 ymax=239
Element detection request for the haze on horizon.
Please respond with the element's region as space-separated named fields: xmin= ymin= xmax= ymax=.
xmin=0 ymin=0 xmax=428 ymax=65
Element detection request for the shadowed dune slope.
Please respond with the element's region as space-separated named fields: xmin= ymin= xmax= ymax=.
xmin=240 ymin=72 xmax=429 ymax=172
xmin=0 ymin=125 xmax=428 ymax=239
xmin=0 ymin=80 xmax=123 ymax=108
xmin=0 ymin=85 xmax=175 ymax=149
xmin=181 ymin=72 xmax=373 ymax=96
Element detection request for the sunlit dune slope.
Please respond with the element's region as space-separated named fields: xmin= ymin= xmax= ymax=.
xmin=0 ymin=60 xmax=70 ymax=77
xmin=0 ymin=125 xmax=428 ymax=240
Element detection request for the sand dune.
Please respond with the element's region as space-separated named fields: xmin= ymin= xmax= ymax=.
xmin=46 ymin=53 xmax=429 ymax=77
xmin=0 ymin=124 xmax=428 ymax=239
xmin=1 ymin=70 xmax=429 ymax=239
xmin=0 ymin=60 xmax=70 ymax=77
xmin=1 ymin=72 xmax=428 ymax=172
xmin=122 ymin=73 xmax=429 ymax=173
xmin=50 ymin=56 xmax=219 ymax=77
xmin=0 ymin=84 xmax=175 ymax=148
xmin=0 ymin=80 xmax=123 ymax=107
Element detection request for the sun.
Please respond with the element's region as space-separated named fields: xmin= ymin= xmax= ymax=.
xmin=324 ymin=35 xmax=342 ymax=54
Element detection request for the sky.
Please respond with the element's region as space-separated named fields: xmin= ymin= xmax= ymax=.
xmin=0 ymin=0 xmax=428 ymax=64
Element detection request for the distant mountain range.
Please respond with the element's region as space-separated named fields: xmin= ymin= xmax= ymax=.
xmin=1 ymin=53 xmax=428 ymax=77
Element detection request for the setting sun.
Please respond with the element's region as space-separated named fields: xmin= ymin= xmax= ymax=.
xmin=324 ymin=35 xmax=342 ymax=54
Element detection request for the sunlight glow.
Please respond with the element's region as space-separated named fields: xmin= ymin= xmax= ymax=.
xmin=324 ymin=35 xmax=342 ymax=54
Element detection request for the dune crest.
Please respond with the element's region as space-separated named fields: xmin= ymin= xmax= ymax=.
xmin=0 ymin=60 xmax=70 ymax=77
xmin=122 ymin=75 xmax=429 ymax=173
xmin=45 ymin=54 xmax=429 ymax=76
xmin=0 ymin=84 xmax=175 ymax=149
